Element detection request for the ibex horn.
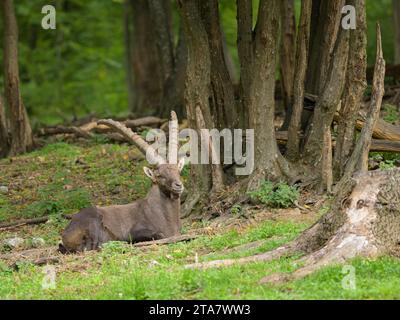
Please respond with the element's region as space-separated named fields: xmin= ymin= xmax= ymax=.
xmin=168 ymin=111 xmax=179 ymax=164
xmin=98 ymin=119 xmax=165 ymax=165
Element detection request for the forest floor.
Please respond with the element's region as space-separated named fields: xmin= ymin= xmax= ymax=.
xmin=1 ymin=139 xmax=400 ymax=299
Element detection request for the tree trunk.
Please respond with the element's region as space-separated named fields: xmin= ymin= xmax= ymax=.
xmin=279 ymin=0 xmax=296 ymax=119
xmin=2 ymin=0 xmax=33 ymax=156
xmin=199 ymin=0 xmax=238 ymax=129
xmin=0 ymin=95 xmax=9 ymax=158
xmin=123 ymin=0 xmax=136 ymax=112
xmin=247 ymin=0 xmax=290 ymax=188
xmin=340 ymin=23 xmax=385 ymax=180
xmin=177 ymin=0 xmax=224 ymax=215
xmin=147 ymin=0 xmax=177 ymax=118
xmin=161 ymin=25 xmax=187 ymax=119
xmin=129 ymin=0 xmax=164 ymax=115
xmin=236 ymin=0 xmax=253 ymax=129
xmin=302 ymin=26 xmax=350 ymax=190
xmin=306 ymin=0 xmax=345 ymax=95
xmin=285 ymin=0 xmax=312 ymax=160
xmin=394 ymin=0 xmax=400 ymax=65
xmin=333 ymin=0 xmax=367 ymax=180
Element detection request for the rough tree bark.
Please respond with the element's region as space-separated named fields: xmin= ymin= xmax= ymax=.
xmin=127 ymin=0 xmax=186 ymax=118
xmin=333 ymin=0 xmax=368 ymax=180
xmin=199 ymin=0 xmax=238 ymax=129
xmin=236 ymin=0 xmax=253 ymax=129
xmin=177 ymin=0 xmax=225 ymax=215
xmin=340 ymin=23 xmax=386 ymax=181
xmin=297 ymin=0 xmax=345 ymax=133
xmin=129 ymin=0 xmax=163 ymax=115
xmin=0 ymin=95 xmax=9 ymax=157
xmin=279 ymin=0 xmax=296 ymax=114
xmin=123 ymin=0 xmax=136 ymax=112
xmin=306 ymin=0 xmax=345 ymax=95
xmin=247 ymin=0 xmax=292 ymax=188
xmin=285 ymin=0 xmax=312 ymax=160
xmin=2 ymin=0 xmax=33 ymax=156
xmin=394 ymin=0 xmax=400 ymax=64
xmin=302 ymin=26 xmax=350 ymax=191
xmin=162 ymin=26 xmax=187 ymax=119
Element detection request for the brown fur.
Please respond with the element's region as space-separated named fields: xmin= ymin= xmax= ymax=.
xmin=60 ymin=162 xmax=184 ymax=253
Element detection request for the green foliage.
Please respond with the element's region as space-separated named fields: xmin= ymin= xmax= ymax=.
xmin=0 ymin=0 xmax=394 ymax=126
xmin=379 ymin=160 xmax=396 ymax=170
xmin=100 ymin=241 xmax=134 ymax=255
xmin=24 ymin=186 xmax=92 ymax=218
xmin=248 ymin=181 xmax=299 ymax=208
xmin=370 ymin=152 xmax=400 ymax=171
xmin=382 ymin=104 xmax=399 ymax=124
xmin=0 ymin=0 xmax=128 ymax=127
xmin=230 ymin=204 xmax=242 ymax=216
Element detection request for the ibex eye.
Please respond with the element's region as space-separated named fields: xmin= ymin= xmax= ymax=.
xmin=356 ymin=200 xmax=368 ymax=209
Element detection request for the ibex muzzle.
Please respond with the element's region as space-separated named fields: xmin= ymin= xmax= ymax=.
xmin=60 ymin=112 xmax=185 ymax=253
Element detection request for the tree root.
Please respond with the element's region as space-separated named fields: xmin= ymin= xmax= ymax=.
xmin=186 ymin=169 xmax=400 ymax=287
xmin=185 ymin=245 xmax=291 ymax=269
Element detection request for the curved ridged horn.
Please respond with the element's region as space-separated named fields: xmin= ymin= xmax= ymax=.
xmin=98 ymin=119 xmax=165 ymax=165
xmin=168 ymin=111 xmax=179 ymax=164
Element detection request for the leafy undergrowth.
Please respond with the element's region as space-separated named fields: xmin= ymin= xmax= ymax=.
xmin=0 ymin=141 xmax=400 ymax=299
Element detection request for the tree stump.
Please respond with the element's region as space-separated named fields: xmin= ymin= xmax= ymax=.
xmin=187 ymin=169 xmax=400 ymax=283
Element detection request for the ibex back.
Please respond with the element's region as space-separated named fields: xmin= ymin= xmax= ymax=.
xmin=60 ymin=112 xmax=185 ymax=253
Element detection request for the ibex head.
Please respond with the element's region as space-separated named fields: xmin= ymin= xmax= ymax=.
xmin=143 ymin=159 xmax=185 ymax=196
xmin=98 ymin=111 xmax=185 ymax=198
xmin=142 ymin=110 xmax=185 ymax=197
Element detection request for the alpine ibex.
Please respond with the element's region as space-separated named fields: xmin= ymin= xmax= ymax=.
xmin=59 ymin=112 xmax=185 ymax=253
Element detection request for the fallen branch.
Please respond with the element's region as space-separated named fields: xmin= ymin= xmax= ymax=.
xmin=356 ymin=117 xmax=400 ymax=141
xmin=133 ymin=234 xmax=199 ymax=248
xmin=38 ymin=126 xmax=94 ymax=139
xmin=277 ymin=130 xmax=400 ymax=153
xmin=0 ymin=214 xmax=73 ymax=231
xmin=125 ymin=116 xmax=167 ymax=128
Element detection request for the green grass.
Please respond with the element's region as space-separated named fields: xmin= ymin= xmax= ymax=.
xmin=1 ymin=219 xmax=399 ymax=299
xmin=0 ymin=142 xmax=399 ymax=299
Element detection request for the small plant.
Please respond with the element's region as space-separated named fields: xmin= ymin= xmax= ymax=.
xmin=180 ymin=163 xmax=190 ymax=178
xmin=379 ymin=160 xmax=396 ymax=170
xmin=230 ymin=204 xmax=242 ymax=215
xmin=100 ymin=241 xmax=132 ymax=255
xmin=383 ymin=104 xmax=399 ymax=124
xmin=247 ymin=180 xmax=299 ymax=209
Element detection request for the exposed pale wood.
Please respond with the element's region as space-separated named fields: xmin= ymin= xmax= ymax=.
xmin=132 ymin=234 xmax=199 ymax=248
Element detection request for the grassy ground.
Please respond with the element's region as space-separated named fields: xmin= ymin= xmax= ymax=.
xmin=0 ymin=140 xmax=400 ymax=299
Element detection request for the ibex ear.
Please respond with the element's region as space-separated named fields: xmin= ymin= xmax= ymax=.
xmin=178 ymin=157 xmax=185 ymax=172
xmin=143 ymin=167 xmax=156 ymax=182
